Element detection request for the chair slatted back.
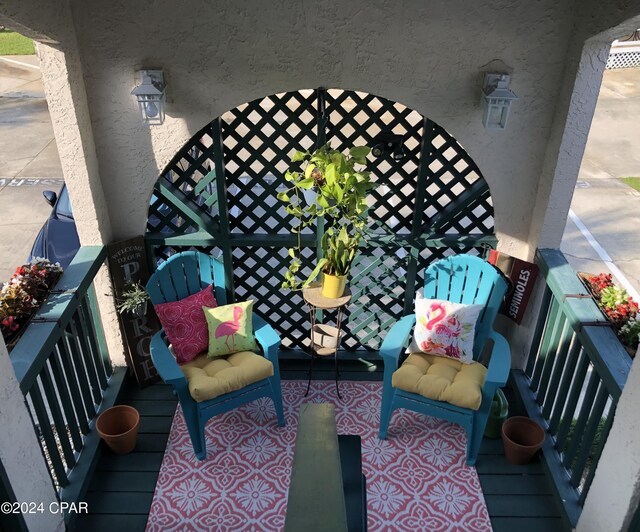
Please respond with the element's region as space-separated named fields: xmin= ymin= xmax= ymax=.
xmin=146 ymin=251 xmax=227 ymax=306
xmin=423 ymin=255 xmax=507 ymax=360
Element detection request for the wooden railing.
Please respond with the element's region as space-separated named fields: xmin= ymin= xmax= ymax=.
xmin=512 ymin=248 xmax=632 ymax=527
xmin=9 ymin=246 xmax=125 ymax=521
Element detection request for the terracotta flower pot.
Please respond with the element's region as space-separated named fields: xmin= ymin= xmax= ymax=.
xmin=501 ymin=416 xmax=545 ymax=465
xmin=96 ymin=405 xmax=140 ymax=454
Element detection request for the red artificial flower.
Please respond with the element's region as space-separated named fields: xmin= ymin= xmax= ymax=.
xmin=1 ymin=316 xmax=20 ymax=332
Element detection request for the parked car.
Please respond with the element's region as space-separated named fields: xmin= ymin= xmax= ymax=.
xmin=28 ymin=184 xmax=80 ymax=269
xmin=28 ymin=183 xmax=182 ymax=270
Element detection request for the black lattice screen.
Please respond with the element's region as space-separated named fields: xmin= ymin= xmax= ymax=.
xmin=146 ymin=88 xmax=496 ymax=352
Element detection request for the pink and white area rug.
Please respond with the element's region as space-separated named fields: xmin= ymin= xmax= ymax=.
xmin=146 ymin=380 xmax=491 ymax=531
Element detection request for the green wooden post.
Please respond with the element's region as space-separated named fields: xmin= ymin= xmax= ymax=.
xmin=210 ymin=119 xmax=235 ymax=301
xmin=404 ymin=118 xmax=435 ymax=314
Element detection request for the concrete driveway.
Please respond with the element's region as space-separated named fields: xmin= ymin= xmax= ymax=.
xmin=0 ymin=55 xmax=63 ymax=282
xmin=560 ymin=67 xmax=640 ymax=300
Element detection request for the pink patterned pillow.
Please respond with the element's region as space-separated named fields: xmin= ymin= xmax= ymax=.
xmin=154 ymin=285 xmax=217 ymax=364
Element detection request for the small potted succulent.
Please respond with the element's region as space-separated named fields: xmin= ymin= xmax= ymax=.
xmin=278 ymin=143 xmax=375 ymax=298
xmin=116 ymin=282 xmax=150 ymax=317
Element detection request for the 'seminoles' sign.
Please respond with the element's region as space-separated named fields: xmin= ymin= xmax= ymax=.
xmin=107 ymin=236 xmax=160 ymax=387
xmin=488 ymin=250 xmax=539 ymax=325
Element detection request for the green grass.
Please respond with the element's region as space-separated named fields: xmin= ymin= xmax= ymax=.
xmin=621 ymin=177 xmax=640 ymax=193
xmin=0 ymin=30 xmax=35 ymax=55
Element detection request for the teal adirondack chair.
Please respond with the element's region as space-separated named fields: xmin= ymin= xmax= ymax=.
xmin=146 ymin=251 xmax=285 ymax=460
xmin=379 ymin=254 xmax=510 ymax=465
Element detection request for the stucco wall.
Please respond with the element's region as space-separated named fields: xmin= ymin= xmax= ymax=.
xmin=63 ymin=0 xmax=581 ymax=259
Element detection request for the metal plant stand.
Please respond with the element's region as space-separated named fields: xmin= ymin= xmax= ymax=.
xmin=302 ymin=285 xmax=351 ymax=399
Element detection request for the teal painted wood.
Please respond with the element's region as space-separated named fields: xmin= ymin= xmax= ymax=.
xmin=548 ymin=338 xmax=581 ymax=434
xmin=87 ymin=284 xmax=113 ymax=378
xmin=554 ymin=350 xmax=590 ymax=453
xmin=516 ymin=248 xmax=634 ymax=526
xmin=65 ymin=318 xmax=98 ymax=419
xmin=56 ymin=336 xmax=91 ymax=434
xmin=512 ymin=369 xmax=582 ymax=527
xmin=531 ymin=297 xmax=561 ymax=390
xmin=536 ymin=312 xmax=569 ymax=410
xmin=579 ymin=407 xmax=615 ymax=505
xmin=146 ymin=250 xmax=285 ymax=460
xmin=69 ymin=313 xmax=102 ymax=405
xmin=211 ymin=118 xmax=236 ymax=302
xmin=79 ymin=294 xmax=108 ymax=389
xmin=7 ymin=246 xmax=123 ymax=509
xmin=563 ymin=370 xmax=600 ymax=470
xmin=542 ymin=324 xmax=575 ymax=419
xmin=29 ymin=383 xmax=68 ymax=487
xmin=526 ymin=285 xmax=552 ymax=376
xmin=10 ymin=246 xmax=107 ymax=390
xmin=39 ymin=364 xmax=76 ymax=469
xmin=379 ymin=254 xmax=509 ymax=465
xmin=48 ymin=348 xmax=83 ymax=451
xmin=570 ymin=383 xmax=608 ymax=488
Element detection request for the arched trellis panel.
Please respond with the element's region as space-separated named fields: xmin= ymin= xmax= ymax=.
xmin=145 ymin=88 xmax=496 ymax=353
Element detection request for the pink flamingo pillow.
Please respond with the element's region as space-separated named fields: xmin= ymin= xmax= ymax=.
xmin=203 ymin=300 xmax=258 ymax=358
xmin=413 ymin=293 xmax=483 ymax=364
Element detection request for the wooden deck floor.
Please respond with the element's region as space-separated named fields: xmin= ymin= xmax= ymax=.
xmin=72 ymin=358 xmax=568 ymax=531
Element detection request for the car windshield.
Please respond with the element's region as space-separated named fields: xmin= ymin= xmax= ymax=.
xmin=57 ymin=186 xmax=73 ymax=218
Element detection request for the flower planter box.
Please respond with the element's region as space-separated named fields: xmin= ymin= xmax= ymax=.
xmin=578 ymin=272 xmax=638 ymax=357
xmin=1 ymin=260 xmax=63 ymax=352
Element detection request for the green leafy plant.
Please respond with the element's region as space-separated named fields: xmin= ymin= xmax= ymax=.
xmin=116 ymin=282 xmax=150 ymax=315
xmin=600 ymin=285 xmax=629 ymax=309
xmin=620 ymin=318 xmax=640 ymax=351
xmin=278 ymin=144 xmax=376 ymax=290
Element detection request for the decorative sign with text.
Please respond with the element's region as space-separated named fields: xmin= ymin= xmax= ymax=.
xmin=107 ymin=236 xmax=160 ymax=387
xmin=488 ymin=250 xmax=539 ymax=325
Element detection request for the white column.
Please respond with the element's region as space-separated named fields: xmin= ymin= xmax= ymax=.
xmin=530 ymin=38 xmax=609 ymax=250
xmin=35 ymin=33 xmax=126 ymax=367
xmin=0 ymin=337 xmax=64 ymax=532
xmin=577 ymin=347 xmax=640 ymax=531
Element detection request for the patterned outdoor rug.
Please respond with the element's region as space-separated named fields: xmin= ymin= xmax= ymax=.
xmin=146 ymin=380 xmax=491 ymax=531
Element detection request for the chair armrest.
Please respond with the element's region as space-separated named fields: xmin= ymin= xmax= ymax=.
xmin=253 ymin=312 xmax=281 ymax=363
xmin=150 ymin=331 xmax=188 ymax=385
xmin=379 ymin=315 xmax=416 ymax=370
xmin=485 ymin=329 xmax=511 ymax=386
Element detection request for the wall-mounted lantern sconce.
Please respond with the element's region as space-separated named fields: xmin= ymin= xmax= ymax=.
xmin=481 ymin=73 xmax=518 ymax=130
xmin=371 ymin=133 xmax=406 ymax=161
xmin=131 ymin=70 xmax=166 ymax=125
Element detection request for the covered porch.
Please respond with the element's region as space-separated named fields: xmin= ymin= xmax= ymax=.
xmin=2 ymin=1 xmax=640 ymax=531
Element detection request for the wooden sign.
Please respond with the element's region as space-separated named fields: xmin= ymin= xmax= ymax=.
xmin=488 ymin=250 xmax=539 ymax=325
xmin=107 ymin=236 xmax=160 ymax=387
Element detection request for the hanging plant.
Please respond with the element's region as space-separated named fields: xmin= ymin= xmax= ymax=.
xmin=277 ymin=143 xmax=375 ymax=294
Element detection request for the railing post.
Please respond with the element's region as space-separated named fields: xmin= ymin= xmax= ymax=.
xmin=0 ymin=337 xmax=63 ymax=532
xmin=577 ymin=345 xmax=640 ymax=532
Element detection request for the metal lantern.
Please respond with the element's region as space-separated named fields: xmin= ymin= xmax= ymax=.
xmin=131 ymin=70 xmax=166 ymax=125
xmin=481 ymin=73 xmax=518 ymax=130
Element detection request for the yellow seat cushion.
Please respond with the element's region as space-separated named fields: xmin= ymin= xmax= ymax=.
xmin=180 ymin=351 xmax=273 ymax=402
xmin=392 ymin=352 xmax=487 ymax=410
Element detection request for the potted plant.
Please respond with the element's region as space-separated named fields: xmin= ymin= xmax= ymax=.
xmin=116 ymin=282 xmax=150 ymax=317
xmin=278 ymin=144 xmax=375 ymax=298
